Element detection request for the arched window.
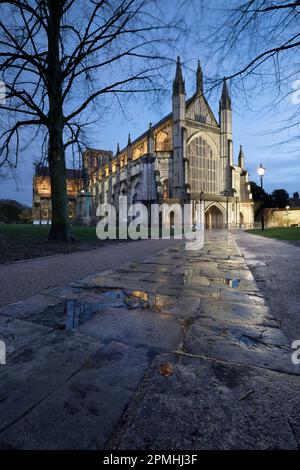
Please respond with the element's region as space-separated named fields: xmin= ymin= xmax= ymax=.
xmin=155 ymin=131 xmax=170 ymax=151
xmin=186 ymin=136 xmax=217 ymax=195
xmin=133 ymin=147 xmax=142 ymax=160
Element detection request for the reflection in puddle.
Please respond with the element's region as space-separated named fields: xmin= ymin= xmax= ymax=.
xmin=224 ymin=278 xmax=240 ymax=288
xmin=65 ymin=300 xmax=100 ymax=329
xmin=233 ymin=334 xmax=258 ymax=348
xmin=209 ymin=277 xmax=240 ymax=288
xmin=90 ymin=287 xmax=126 ymax=306
xmin=64 ymin=288 xmax=172 ymax=329
xmin=125 ymin=290 xmax=149 ymax=309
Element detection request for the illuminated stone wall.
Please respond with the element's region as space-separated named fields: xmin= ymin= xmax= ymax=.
xmin=264 ymin=208 xmax=300 ymax=228
xmin=33 ymin=175 xmax=83 ymax=223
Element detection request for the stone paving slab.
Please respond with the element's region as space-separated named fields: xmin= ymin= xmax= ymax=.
xmin=76 ymin=306 xmax=183 ymax=351
xmin=0 ymin=293 xmax=63 ymax=321
xmin=0 ymin=315 xmax=52 ymax=355
xmin=116 ymin=353 xmax=300 ymax=450
xmin=0 ymin=230 xmax=299 ymax=449
xmin=0 ymin=330 xmax=102 ymax=434
xmin=219 ymin=289 xmax=267 ymax=305
xmin=0 ymin=341 xmax=150 ymax=450
xmin=198 ymin=298 xmax=278 ymax=328
xmin=184 ymin=317 xmax=295 ymax=374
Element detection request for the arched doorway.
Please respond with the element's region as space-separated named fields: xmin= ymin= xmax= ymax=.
xmin=205 ymin=205 xmax=224 ymax=229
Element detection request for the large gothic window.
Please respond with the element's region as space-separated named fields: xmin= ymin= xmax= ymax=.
xmin=187 ymin=136 xmax=216 ymax=195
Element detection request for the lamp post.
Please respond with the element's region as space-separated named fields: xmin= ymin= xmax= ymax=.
xmin=200 ymin=191 xmax=204 ymax=229
xmin=257 ymin=163 xmax=265 ymax=231
xmin=222 ymin=190 xmax=230 ymax=229
xmin=286 ymin=205 xmax=290 ymax=227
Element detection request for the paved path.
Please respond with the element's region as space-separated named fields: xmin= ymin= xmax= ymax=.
xmin=0 ymin=230 xmax=300 ymax=449
xmin=233 ymin=231 xmax=300 ymax=344
xmin=0 ymin=239 xmax=178 ymax=309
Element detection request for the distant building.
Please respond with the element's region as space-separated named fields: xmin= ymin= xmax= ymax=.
xmin=32 ymin=164 xmax=83 ymax=224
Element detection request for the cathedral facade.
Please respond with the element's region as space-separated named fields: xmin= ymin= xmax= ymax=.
xmin=83 ymin=58 xmax=254 ymax=229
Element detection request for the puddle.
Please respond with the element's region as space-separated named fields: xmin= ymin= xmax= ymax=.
xmin=65 ymin=300 xmax=101 ymax=329
xmin=64 ymin=288 xmax=174 ymax=329
xmin=230 ymin=331 xmax=268 ymax=349
xmin=234 ymin=334 xmax=258 ymax=348
xmin=125 ymin=290 xmax=149 ymax=309
xmin=210 ymin=277 xmax=240 ymax=288
xmin=225 ymin=278 xmax=240 ymax=288
xmin=88 ymin=287 xmax=126 ymax=306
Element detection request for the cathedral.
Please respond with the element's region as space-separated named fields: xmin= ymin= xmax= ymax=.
xmin=82 ymin=57 xmax=254 ymax=229
xmin=33 ymin=58 xmax=254 ymax=229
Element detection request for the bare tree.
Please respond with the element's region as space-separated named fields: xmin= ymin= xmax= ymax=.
xmin=213 ymin=2 xmax=300 ymax=77
xmin=0 ymin=0 xmax=181 ymax=241
xmin=202 ymin=1 xmax=300 ymax=139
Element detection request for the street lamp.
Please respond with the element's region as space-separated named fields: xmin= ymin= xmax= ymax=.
xmin=200 ymin=191 xmax=205 ymax=229
xmin=222 ymin=190 xmax=230 ymax=228
xmin=286 ymin=205 xmax=290 ymax=227
xmin=257 ymin=163 xmax=265 ymax=231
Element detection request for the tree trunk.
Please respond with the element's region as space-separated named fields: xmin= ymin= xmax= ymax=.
xmin=47 ymin=0 xmax=73 ymax=242
xmin=48 ymin=120 xmax=72 ymax=241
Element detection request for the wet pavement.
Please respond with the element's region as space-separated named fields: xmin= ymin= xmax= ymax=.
xmin=0 ymin=230 xmax=300 ymax=449
xmin=233 ymin=230 xmax=300 ymax=345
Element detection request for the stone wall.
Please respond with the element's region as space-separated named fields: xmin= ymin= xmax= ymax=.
xmin=264 ymin=207 xmax=300 ymax=227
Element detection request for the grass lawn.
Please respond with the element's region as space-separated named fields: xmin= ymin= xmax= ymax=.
xmin=0 ymin=223 xmax=177 ymax=263
xmin=246 ymin=227 xmax=300 ymax=241
xmin=0 ymin=223 xmax=119 ymax=263
xmin=0 ymin=223 xmax=100 ymax=242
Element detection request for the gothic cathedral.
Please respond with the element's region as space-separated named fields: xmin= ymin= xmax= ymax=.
xmin=83 ymin=57 xmax=254 ymax=229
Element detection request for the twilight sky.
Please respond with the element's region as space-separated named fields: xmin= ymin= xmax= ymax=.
xmin=1 ymin=0 xmax=299 ymax=206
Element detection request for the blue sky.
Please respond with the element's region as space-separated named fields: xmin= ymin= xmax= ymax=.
xmin=1 ymin=0 xmax=299 ymax=205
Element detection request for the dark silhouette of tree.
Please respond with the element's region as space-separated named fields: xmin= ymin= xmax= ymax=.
xmin=271 ymin=188 xmax=290 ymax=208
xmin=0 ymin=199 xmax=26 ymax=223
xmin=203 ymin=1 xmax=300 ymax=146
xmin=249 ymin=181 xmax=267 ymax=202
xmin=250 ymin=180 xmax=272 ymax=217
xmin=293 ymin=191 xmax=299 ymax=200
xmin=0 ymin=0 xmax=181 ymax=241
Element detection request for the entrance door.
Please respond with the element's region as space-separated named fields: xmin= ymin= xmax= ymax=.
xmin=205 ymin=206 xmax=224 ymax=229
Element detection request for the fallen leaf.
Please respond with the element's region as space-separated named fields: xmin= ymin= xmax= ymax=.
xmin=159 ymin=361 xmax=174 ymax=377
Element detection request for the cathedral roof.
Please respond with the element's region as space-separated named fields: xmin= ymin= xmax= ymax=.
xmin=114 ymin=62 xmax=228 ymax=158
xmin=35 ymin=164 xmax=82 ymax=179
xmin=118 ymin=112 xmax=172 ymax=155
